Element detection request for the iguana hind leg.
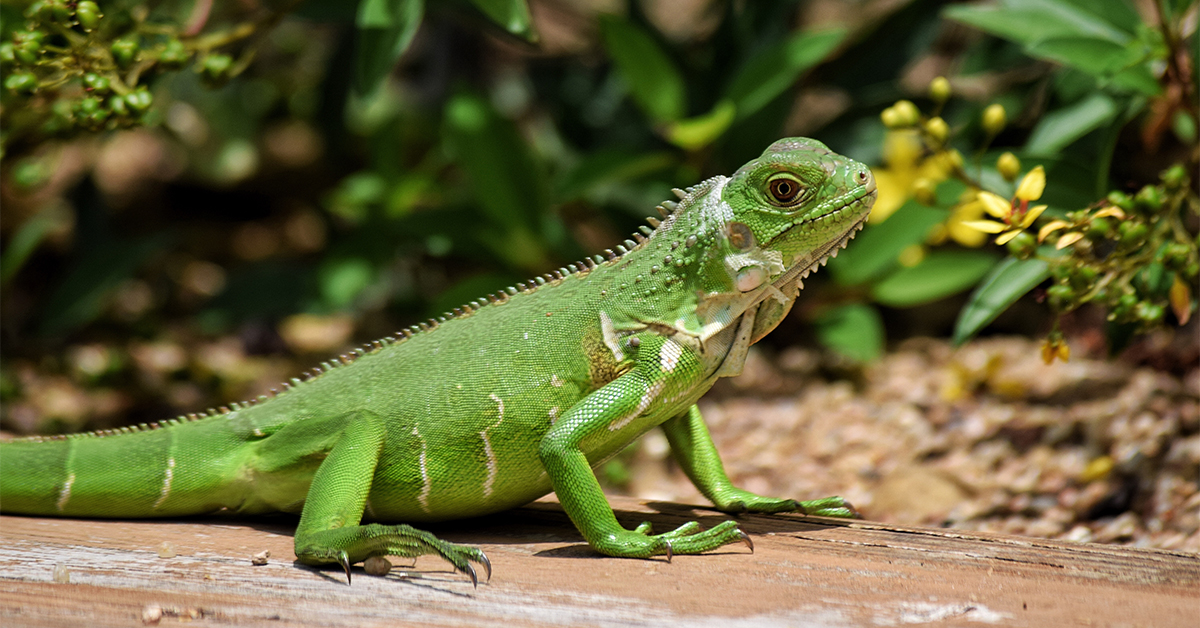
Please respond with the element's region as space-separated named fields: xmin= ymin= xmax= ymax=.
xmin=291 ymin=410 xmax=489 ymax=585
xmin=660 ymin=405 xmax=858 ymax=518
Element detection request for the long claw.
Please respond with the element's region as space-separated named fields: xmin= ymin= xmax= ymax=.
xmin=737 ymin=529 xmax=754 ymax=553
xmin=337 ymin=552 xmax=353 ymax=585
xmin=663 ymin=539 xmax=673 ymax=563
xmin=479 ymin=551 xmax=492 ymax=581
xmin=464 ymin=563 xmax=478 ymax=589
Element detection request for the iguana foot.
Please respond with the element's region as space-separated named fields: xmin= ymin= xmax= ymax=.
xmin=295 ymin=523 xmax=491 ymax=587
xmin=593 ymin=519 xmax=749 ymax=559
xmin=797 ymin=496 xmax=859 ymax=518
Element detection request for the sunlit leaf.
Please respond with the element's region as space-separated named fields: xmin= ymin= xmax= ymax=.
xmin=665 ymin=100 xmax=736 ymax=150
xmin=827 ymin=201 xmax=946 ymax=286
xmin=600 ymin=16 xmax=685 ymax=123
xmin=354 ymin=0 xmax=424 ymax=96
xmin=872 ymin=250 xmax=999 ymax=308
xmin=724 ymin=29 xmax=847 ymax=121
xmin=467 ymin=0 xmax=537 ymax=42
xmin=952 ymin=257 xmax=1050 ymax=344
xmin=1 ymin=207 xmax=60 ymax=284
xmin=944 ymin=1 xmax=1130 ymax=47
xmin=1024 ymin=93 xmax=1117 ymax=154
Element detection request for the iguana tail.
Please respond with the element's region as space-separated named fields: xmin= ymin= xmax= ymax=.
xmin=0 ymin=418 xmax=249 ymax=518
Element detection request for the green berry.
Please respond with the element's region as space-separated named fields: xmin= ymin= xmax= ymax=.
xmin=1119 ymin=222 xmax=1148 ymax=247
xmin=112 ymin=39 xmax=139 ymax=68
xmin=124 ymin=88 xmax=153 ymax=111
xmin=1135 ymin=302 xmax=1163 ymax=325
xmin=1134 ymin=185 xmax=1162 ymax=212
xmin=76 ymin=96 xmax=102 ymax=115
xmin=1106 ymin=190 xmax=1132 ymax=210
xmin=201 ymin=53 xmax=233 ymax=80
xmin=1087 ymin=217 xmax=1112 ymax=239
xmin=1046 ymin=284 xmax=1073 ymax=308
xmin=0 ymin=43 xmax=15 ymax=65
xmin=108 ymin=94 xmax=128 ymax=116
xmin=1005 ymin=231 xmax=1036 ymax=258
xmin=76 ymin=1 xmax=102 ymax=30
xmin=1070 ymin=265 xmax=1098 ymax=289
xmin=4 ymin=72 xmax=37 ymax=93
xmin=82 ymin=73 xmax=110 ymax=93
xmin=1161 ymin=164 xmax=1186 ymax=189
xmin=159 ymin=39 xmax=189 ymax=68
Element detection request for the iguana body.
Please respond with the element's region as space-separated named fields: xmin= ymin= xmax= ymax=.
xmin=1 ymin=138 xmax=876 ymax=584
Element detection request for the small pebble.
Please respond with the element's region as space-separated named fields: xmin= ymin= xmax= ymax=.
xmin=364 ymin=556 xmax=392 ymax=576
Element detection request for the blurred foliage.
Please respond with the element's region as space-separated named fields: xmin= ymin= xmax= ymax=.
xmin=0 ymin=0 xmax=1197 ymax=436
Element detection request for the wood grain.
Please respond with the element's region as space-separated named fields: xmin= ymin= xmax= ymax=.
xmin=2 ymin=495 xmax=1196 ymax=627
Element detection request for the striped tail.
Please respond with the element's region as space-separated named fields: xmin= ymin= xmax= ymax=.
xmin=1 ymin=418 xmax=249 ymax=518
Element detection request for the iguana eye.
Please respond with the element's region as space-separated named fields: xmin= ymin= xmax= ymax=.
xmin=767 ymin=175 xmax=803 ymax=205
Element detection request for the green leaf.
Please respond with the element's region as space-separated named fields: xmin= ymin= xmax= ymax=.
xmin=1 ymin=207 xmax=59 ymax=284
xmin=952 ymin=257 xmax=1051 ymax=344
xmin=665 ymin=100 xmax=736 ymax=150
xmin=1027 ymin=37 xmax=1130 ymax=76
xmin=555 ymin=149 xmax=675 ymax=201
xmin=1053 ymin=0 xmax=1141 ymax=34
xmin=943 ymin=1 xmax=1131 ymax=46
xmin=467 ymin=0 xmax=537 ymax=42
xmin=600 ymin=16 xmax=685 ymax=123
xmin=319 ymin=257 xmax=375 ymax=308
xmin=354 ymin=0 xmax=424 ymax=96
xmin=1024 ymin=92 xmax=1118 ymax=154
xmin=724 ymin=28 xmax=846 ymax=121
xmin=872 ymin=250 xmax=1000 ymax=308
xmin=39 ymin=234 xmax=170 ymax=336
xmin=444 ymin=93 xmax=550 ymax=269
xmin=827 ymin=201 xmax=946 ymax=286
xmin=815 ymin=303 xmax=884 ymax=362
xmin=444 ymin=92 xmax=547 ymax=230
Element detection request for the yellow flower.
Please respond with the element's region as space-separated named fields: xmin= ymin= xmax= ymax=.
xmin=870 ymin=130 xmax=958 ymax=223
xmin=959 ymin=167 xmax=1049 ymax=245
xmin=1014 ymin=166 xmax=1045 ymax=201
xmin=943 ymin=196 xmax=988 ymax=247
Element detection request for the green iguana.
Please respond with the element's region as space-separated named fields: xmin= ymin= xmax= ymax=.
xmin=0 ymin=138 xmax=876 ymax=586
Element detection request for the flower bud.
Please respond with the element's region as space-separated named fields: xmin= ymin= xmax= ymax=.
xmin=924 ymin=117 xmax=949 ymax=144
xmin=893 ymin=100 xmax=920 ymax=127
xmin=982 ymin=104 xmax=1006 ymax=136
xmin=996 ymin=152 xmax=1020 ymax=181
xmin=929 ymin=76 xmax=951 ymax=103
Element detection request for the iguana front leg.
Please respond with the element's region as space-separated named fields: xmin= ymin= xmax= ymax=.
xmin=539 ymin=359 xmax=749 ymax=558
xmin=290 ymin=411 xmax=490 ymax=585
xmin=660 ymin=404 xmax=858 ymax=518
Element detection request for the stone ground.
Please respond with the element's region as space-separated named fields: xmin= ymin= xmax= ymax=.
xmin=622 ymin=335 xmax=1200 ymax=553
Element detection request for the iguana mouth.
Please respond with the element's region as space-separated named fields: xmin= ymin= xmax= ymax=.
xmin=766 ymin=191 xmax=875 ymax=296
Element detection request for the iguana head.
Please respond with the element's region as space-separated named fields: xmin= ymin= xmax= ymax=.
xmin=602 ymin=137 xmax=875 ymax=345
xmin=720 ymin=137 xmax=876 ymax=284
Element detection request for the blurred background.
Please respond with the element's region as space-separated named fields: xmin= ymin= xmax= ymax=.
xmin=1 ymin=0 xmax=1197 ymax=550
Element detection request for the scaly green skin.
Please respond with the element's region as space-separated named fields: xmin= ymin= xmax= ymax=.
xmin=0 ymin=138 xmax=876 ymax=585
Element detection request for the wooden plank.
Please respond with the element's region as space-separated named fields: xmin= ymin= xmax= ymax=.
xmin=2 ymin=495 xmax=1196 ymax=627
